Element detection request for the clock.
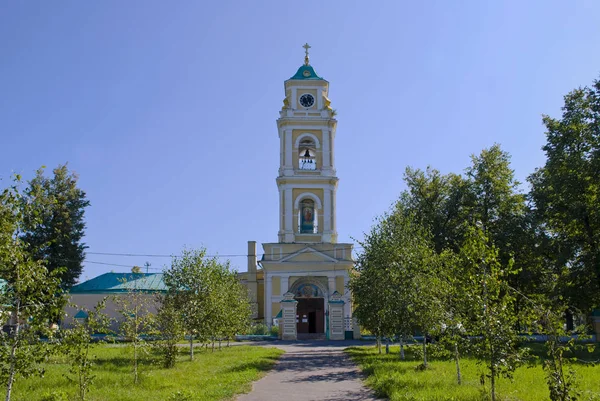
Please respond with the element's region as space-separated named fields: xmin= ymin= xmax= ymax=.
xmin=299 ymin=93 xmax=315 ymax=108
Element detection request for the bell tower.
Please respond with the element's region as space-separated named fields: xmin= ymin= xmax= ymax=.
xmin=241 ymin=45 xmax=354 ymax=340
xmin=277 ymin=43 xmax=338 ymax=244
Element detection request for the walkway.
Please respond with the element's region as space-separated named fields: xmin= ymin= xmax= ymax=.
xmin=237 ymin=341 xmax=379 ymax=401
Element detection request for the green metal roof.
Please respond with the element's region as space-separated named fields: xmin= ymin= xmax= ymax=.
xmin=70 ymin=272 xmax=166 ymax=294
xmin=289 ymin=65 xmax=325 ymax=81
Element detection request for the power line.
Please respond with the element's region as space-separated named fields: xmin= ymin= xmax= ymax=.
xmin=86 ymin=245 xmax=364 ymax=260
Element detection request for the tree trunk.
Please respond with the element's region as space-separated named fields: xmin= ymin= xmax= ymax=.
xmin=189 ymin=335 xmax=194 ymax=361
xmin=422 ymin=335 xmax=428 ymax=368
xmin=133 ymin=340 xmax=138 ymax=384
xmin=399 ymin=336 xmax=405 ymax=360
xmin=454 ymin=342 xmax=462 ymax=385
xmin=5 ymin=303 xmax=21 ymax=401
xmin=218 ymin=339 xmax=221 ymax=350
xmin=385 ymin=338 xmax=390 ymax=354
xmin=490 ymin=362 xmax=496 ymax=401
xmin=377 ymin=337 xmax=381 ymax=354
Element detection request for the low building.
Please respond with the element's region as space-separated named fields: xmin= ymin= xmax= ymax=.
xmin=63 ymin=272 xmax=166 ymax=331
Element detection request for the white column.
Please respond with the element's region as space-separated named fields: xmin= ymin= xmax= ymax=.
xmin=291 ymin=88 xmax=297 ymax=109
xmin=328 ymin=276 xmax=336 ymax=295
xmin=285 ymin=130 xmax=293 ymax=170
xmin=322 ymin=128 xmax=330 ymax=169
xmin=317 ymin=88 xmax=323 ymax=109
xmin=323 ymin=188 xmax=332 ymax=232
xmin=265 ymin=275 xmax=273 ymax=327
xmin=285 ymin=189 xmax=293 ymax=241
xmin=281 ymin=276 xmax=289 ymax=295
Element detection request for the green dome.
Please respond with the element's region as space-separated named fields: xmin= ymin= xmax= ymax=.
xmin=289 ymin=65 xmax=324 ymax=80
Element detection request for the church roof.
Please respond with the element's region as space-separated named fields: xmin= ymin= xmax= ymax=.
xmin=289 ymin=64 xmax=325 ymax=81
xmin=70 ymin=272 xmax=166 ymax=294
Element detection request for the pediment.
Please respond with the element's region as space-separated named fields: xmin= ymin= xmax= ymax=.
xmin=279 ymin=247 xmax=338 ymax=263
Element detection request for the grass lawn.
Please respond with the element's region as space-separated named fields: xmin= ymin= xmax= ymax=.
xmin=12 ymin=344 xmax=283 ymax=401
xmin=347 ymin=343 xmax=600 ymax=401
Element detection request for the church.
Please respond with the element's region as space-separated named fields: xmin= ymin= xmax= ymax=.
xmin=239 ymin=45 xmax=355 ymax=341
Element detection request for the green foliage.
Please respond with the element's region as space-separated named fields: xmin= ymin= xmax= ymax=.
xmin=152 ymin=295 xmax=184 ymax=369
xmin=20 ymin=165 xmax=90 ymax=290
xmin=0 ymin=174 xmax=67 ymax=401
xmin=113 ymin=276 xmax=155 ymax=384
xmin=529 ymin=77 xmax=600 ymax=314
xmin=350 ymin=207 xmax=446 ymax=363
xmin=457 ymin=227 xmax=527 ymax=401
xmin=59 ymin=299 xmax=111 ymax=401
xmin=39 ymin=390 xmax=68 ymax=401
xmin=163 ymin=248 xmax=252 ymax=359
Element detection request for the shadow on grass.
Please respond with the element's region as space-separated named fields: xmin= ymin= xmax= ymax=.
xmin=224 ymin=356 xmax=281 ymax=374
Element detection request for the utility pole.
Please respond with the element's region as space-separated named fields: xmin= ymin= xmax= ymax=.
xmin=144 ymin=261 xmax=151 ymax=274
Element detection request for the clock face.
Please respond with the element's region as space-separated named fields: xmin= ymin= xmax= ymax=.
xmin=299 ymin=93 xmax=315 ymax=108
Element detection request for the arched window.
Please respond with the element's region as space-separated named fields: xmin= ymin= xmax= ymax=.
xmin=298 ymin=139 xmax=316 ymax=170
xmin=298 ymin=199 xmax=318 ymax=233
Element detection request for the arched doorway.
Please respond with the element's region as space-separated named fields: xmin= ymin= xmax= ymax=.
xmin=289 ymin=278 xmax=326 ymax=335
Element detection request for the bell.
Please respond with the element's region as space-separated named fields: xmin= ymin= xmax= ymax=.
xmin=303 ymin=149 xmax=311 ymax=158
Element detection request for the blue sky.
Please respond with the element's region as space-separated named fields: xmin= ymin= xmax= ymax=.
xmin=1 ymin=1 xmax=599 ymax=280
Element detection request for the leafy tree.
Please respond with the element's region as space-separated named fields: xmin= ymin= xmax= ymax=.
xmin=351 ymin=205 xmax=447 ymax=364
xmin=0 ymin=175 xmax=66 ymax=401
xmin=153 ymin=295 xmax=184 ymax=368
xmin=59 ymin=299 xmax=111 ymax=401
xmin=529 ymin=78 xmax=600 ymax=313
xmin=21 ymin=164 xmax=90 ymax=289
xmin=458 ymin=226 xmax=526 ymax=401
xmin=113 ymin=275 xmax=155 ymax=384
xmin=163 ymin=248 xmax=251 ymax=359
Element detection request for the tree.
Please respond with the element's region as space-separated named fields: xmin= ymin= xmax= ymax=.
xmin=163 ymin=248 xmax=252 ymax=359
xmin=113 ymin=275 xmax=155 ymax=384
xmin=0 ymin=175 xmax=66 ymax=401
xmin=350 ymin=204 xmax=447 ymax=364
xmin=153 ymin=295 xmax=184 ymax=368
xmin=21 ymin=164 xmax=90 ymax=289
xmin=529 ymin=78 xmax=600 ymax=313
xmin=59 ymin=300 xmax=111 ymax=401
xmin=457 ymin=226 xmax=526 ymax=401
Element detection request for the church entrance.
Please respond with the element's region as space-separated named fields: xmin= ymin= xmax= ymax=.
xmin=296 ymin=298 xmax=324 ymax=334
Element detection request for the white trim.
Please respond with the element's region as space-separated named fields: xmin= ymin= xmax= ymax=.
xmin=285 ymin=130 xmax=292 ymax=168
xmin=294 ymin=133 xmax=321 ymax=149
xmin=294 ymin=192 xmax=322 ymax=209
xmin=324 ymin=188 xmax=332 ymax=232
xmin=284 ymin=189 xmax=293 ymax=232
xmin=271 ymin=247 xmax=282 ymax=260
xmin=279 ymin=246 xmax=339 ymax=263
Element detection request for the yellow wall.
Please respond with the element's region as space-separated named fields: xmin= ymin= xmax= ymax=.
xmin=272 ymin=276 xmax=281 ymax=296
xmin=336 ymin=276 xmax=345 ymax=295
xmin=257 ymin=281 xmax=264 ymax=319
xmin=271 ymin=303 xmax=281 ymax=319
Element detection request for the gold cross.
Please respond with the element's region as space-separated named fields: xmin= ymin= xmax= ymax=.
xmin=303 ymin=43 xmax=311 ymax=65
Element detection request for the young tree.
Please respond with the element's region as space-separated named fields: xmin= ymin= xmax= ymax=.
xmin=59 ymin=300 xmax=111 ymax=401
xmin=113 ymin=274 xmax=155 ymax=384
xmin=0 ymin=175 xmax=66 ymax=401
xmin=163 ymin=248 xmax=251 ymax=359
xmin=458 ymin=226 xmax=526 ymax=401
xmin=153 ymin=295 xmax=184 ymax=368
xmin=529 ymin=77 xmax=600 ymax=313
xmin=21 ymin=164 xmax=90 ymax=289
